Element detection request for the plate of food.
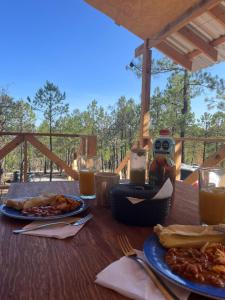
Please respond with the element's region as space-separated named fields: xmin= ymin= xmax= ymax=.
xmin=144 ymin=224 xmax=225 ymax=300
xmin=0 ymin=194 xmax=88 ymax=220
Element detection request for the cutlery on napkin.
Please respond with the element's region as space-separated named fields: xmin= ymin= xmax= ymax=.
xmin=95 ymin=250 xmax=190 ymax=300
xmin=15 ymin=215 xmax=92 ymax=239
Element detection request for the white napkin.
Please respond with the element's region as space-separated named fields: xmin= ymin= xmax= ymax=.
xmin=95 ymin=250 xmax=190 ymax=300
xmin=152 ymin=178 xmax=173 ymax=199
xmin=127 ymin=179 xmax=173 ymax=204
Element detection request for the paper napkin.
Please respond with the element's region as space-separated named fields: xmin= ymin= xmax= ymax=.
xmin=95 ymin=250 xmax=190 ymax=300
xmin=21 ymin=216 xmax=85 ymax=239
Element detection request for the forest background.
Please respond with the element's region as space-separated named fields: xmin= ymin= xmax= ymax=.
xmin=0 ymin=56 xmax=225 ymax=181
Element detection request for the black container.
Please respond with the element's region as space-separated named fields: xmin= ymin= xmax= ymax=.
xmin=110 ymin=184 xmax=171 ymax=226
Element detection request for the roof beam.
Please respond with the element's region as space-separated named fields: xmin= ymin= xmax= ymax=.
xmin=135 ymin=0 xmax=221 ymax=57
xmin=186 ymin=34 xmax=225 ymax=59
xmin=179 ymin=26 xmax=218 ymax=61
xmin=156 ymin=41 xmax=192 ymax=71
xmin=209 ymin=4 xmax=225 ymax=26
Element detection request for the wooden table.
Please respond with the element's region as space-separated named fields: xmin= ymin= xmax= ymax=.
xmin=0 ymin=181 xmax=209 ymax=300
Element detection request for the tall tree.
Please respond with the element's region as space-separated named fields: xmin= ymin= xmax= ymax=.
xmin=127 ymin=56 xmax=223 ymax=162
xmin=28 ymin=81 xmax=68 ymax=181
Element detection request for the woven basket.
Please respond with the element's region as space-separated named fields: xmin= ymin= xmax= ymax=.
xmin=110 ymin=184 xmax=171 ymax=226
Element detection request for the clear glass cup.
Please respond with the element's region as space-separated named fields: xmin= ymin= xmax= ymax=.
xmin=199 ymin=167 xmax=225 ymax=225
xmin=78 ymin=156 xmax=100 ymax=199
xmin=130 ymin=147 xmax=146 ymax=185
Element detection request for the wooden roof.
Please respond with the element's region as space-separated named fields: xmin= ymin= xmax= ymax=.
xmin=85 ymin=0 xmax=225 ymax=71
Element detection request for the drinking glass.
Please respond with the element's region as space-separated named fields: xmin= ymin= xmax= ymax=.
xmin=78 ymin=156 xmax=100 ymax=199
xmin=199 ymin=167 xmax=225 ymax=225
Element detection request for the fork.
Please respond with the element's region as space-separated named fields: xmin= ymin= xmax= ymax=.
xmin=117 ymin=234 xmax=180 ymax=300
xmin=13 ymin=213 xmax=93 ymax=234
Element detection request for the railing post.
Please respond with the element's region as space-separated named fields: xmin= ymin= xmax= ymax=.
xmin=175 ymin=141 xmax=182 ymax=180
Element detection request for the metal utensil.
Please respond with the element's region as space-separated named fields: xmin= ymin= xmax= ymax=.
xmin=13 ymin=213 xmax=93 ymax=234
xmin=117 ymin=234 xmax=180 ymax=300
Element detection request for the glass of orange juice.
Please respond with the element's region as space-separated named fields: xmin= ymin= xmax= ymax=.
xmin=199 ymin=167 xmax=225 ymax=225
xmin=78 ymin=156 xmax=99 ymax=199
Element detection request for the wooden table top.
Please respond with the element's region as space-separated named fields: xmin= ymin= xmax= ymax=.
xmin=0 ymin=181 xmax=210 ymax=300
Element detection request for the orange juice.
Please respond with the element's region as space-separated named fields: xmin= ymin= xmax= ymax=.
xmin=79 ymin=170 xmax=95 ymax=195
xmin=199 ymin=187 xmax=225 ymax=224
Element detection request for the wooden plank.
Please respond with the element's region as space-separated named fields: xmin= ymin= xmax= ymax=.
xmin=140 ymin=42 xmax=151 ymax=146
xmin=156 ymin=41 xmax=192 ymax=70
xmin=87 ymin=136 xmax=97 ymax=157
xmin=0 ymin=131 xmax=92 ymax=138
xmin=115 ymin=151 xmax=131 ymax=174
xmin=186 ymin=34 xmax=225 ymax=59
xmin=26 ymin=135 xmax=78 ymax=180
xmin=209 ymin=4 xmax=225 ymax=26
xmin=211 ymin=34 xmax=225 ymax=46
xmin=174 ymin=141 xmax=182 ymax=180
xmin=184 ymin=143 xmax=225 ymax=185
xmin=0 ymin=135 xmax=24 ymax=160
xmin=135 ymin=0 xmax=221 ymax=55
xmin=179 ymin=26 xmax=218 ymax=61
xmin=175 ymin=137 xmax=225 ymax=142
xmin=23 ymin=139 xmax=28 ymax=182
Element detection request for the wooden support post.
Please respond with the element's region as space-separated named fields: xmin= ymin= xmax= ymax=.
xmin=87 ymin=136 xmax=97 ymax=157
xmin=23 ymin=139 xmax=28 ymax=182
xmin=140 ymin=40 xmax=151 ymax=147
xmin=175 ymin=141 xmax=182 ymax=180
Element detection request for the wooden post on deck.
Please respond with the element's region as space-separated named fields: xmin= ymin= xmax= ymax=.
xmin=175 ymin=141 xmax=182 ymax=180
xmin=140 ymin=40 xmax=151 ymax=147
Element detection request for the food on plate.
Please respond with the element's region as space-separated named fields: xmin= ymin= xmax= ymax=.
xmin=166 ymin=242 xmax=225 ymax=287
xmin=154 ymin=224 xmax=225 ymax=248
xmin=5 ymin=194 xmax=55 ymax=210
xmin=5 ymin=194 xmax=81 ymax=217
xmin=5 ymin=197 xmax=31 ymax=210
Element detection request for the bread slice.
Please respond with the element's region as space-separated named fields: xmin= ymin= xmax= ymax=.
xmin=154 ymin=224 xmax=225 ymax=248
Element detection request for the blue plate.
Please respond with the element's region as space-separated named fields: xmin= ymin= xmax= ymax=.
xmin=0 ymin=194 xmax=88 ymax=221
xmin=144 ymin=234 xmax=225 ymax=300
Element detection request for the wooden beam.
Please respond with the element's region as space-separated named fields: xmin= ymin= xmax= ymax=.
xmin=140 ymin=42 xmax=151 ymax=146
xmin=87 ymin=136 xmax=97 ymax=157
xmin=179 ymin=26 xmax=218 ymax=61
xmin=0 ymin=131 xmax=92 ymax=138
xmin=184 ymin=143 xmax=225 ymax=185
xmin=0 ymin=135 xmax=24 ymax=160
xmin=175 ymin=137 xmax=225 ymax=143
xmin=135 ymin=0 xmax=221 ymax=57
xmin=174 ymin=141 xmax=182 ymax=180
xmin=156 ymin=41 xmax=192 ymax=70
xmin=115 ymin=151 xmax=131 ymax=174
xmin=211 ymin=34 xmax=225 ymax=46
xmin=186 ymin=34 xmax=225 ymax=59
xmin=209 ymin=4 xmax=225 ymax=26
xmin=26 ymin=135 xmax=78 ymax=180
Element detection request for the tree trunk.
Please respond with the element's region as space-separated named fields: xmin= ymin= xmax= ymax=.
xmin=180 ymin=69 xmax=189 ymax=163
xmin=203 ymin=142 xmax=206 ymax=162
xmin=49 ymin=105 xmax=53 ymax=182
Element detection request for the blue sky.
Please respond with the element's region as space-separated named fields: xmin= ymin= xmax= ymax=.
xmin=0 ymin=0 xmax=224 ymax=120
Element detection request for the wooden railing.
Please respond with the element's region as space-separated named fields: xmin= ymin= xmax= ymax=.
xmin=115 ymin=137 xmax=225 ymax=185
xmin=0 ymin=132 xmax=97 ymax=182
